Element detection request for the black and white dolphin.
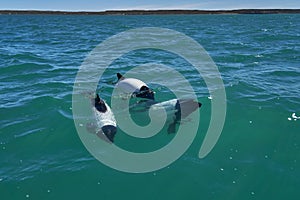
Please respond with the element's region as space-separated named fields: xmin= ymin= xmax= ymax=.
xmin=150 ymin=99 xmax=202 ymax=134
xmin=87 ymin=94 xmax=117 ymax=143
xmin=116 ymin=73 xmax=155 ymax=100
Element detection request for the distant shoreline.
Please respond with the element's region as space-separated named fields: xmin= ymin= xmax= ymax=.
xmin=0 ymin=9 xmax=300 ymax=15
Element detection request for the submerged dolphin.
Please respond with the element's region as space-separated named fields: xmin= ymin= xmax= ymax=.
xmin=150 ymin=99 xmax=202 ymax=134
xmin=116 ymin=73 xmax=155 ymax=100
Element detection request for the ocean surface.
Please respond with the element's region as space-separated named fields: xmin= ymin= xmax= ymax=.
xmin=0 ymin=14 xmax=300 ymax=200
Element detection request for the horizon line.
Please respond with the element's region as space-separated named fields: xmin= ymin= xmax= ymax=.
xmin=1 ymin=8 xmax=300 ymax=12
xmin=0 ymin=9 xmax=300 ymax=15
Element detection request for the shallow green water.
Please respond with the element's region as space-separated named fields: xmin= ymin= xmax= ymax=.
xmin=0 ymin=14 xmax=299 ymax=200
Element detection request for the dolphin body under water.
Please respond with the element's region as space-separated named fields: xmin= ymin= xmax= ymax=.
xmin=150 ymin=99 xmax=202 ymax=134
xmin=88 ymin=94 xmax=117 ymax=143
xmin=116 ymin=73 xmax=155 ymax=100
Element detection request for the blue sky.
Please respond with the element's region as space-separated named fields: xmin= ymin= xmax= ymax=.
xmin=1 ymin=0 xmax=299 ymax=11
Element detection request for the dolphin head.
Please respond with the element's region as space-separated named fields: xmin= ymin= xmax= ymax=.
xmin=101 ymin=125 xmax=117 ymax=143
xmin=177 ymin=99 xmax=202 ymax=119
xmin=135 ymin=86 xmax=155 ymax=100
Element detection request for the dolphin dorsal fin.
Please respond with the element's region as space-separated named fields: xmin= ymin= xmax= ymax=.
xmin=95 ymin=94 xmax=100 ymax=103
xmin=117 ymin=73 xmax=124 ymax=81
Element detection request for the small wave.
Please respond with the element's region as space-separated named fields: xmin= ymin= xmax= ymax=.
xmin=13 ymin=52 xmax=51 ymax=62
xmin=57 ymin=109 xmax=73 ymax=120
xmin=255 ymin=54 xmax=264 ymax=58
xmin=263 ymin=69 xmax=300 ymax=77
xmin=0 ymin=79 xmax=73 ymax=109
xmin=0 ymin=117 xmax=34 ymax=129
xmin=1 ymin=62 xmax=54 ymax=75
xmin=0 ymin=52 xmax=51 ymax=67
xmin=14 ymin=127 xmax=46 ymax=138
xmin=0 ymin=153 xmax=93 ymax=182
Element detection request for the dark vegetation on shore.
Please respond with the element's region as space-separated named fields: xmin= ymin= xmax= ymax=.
xmin=1 ymin=9 xmax=300 ymax=15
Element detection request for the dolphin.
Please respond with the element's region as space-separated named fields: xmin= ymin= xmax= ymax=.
xmin=88 ymin=94 xmax=117 ymax=143
xmin=150 ymin=99 xmax=202 ymax=134
xmin=116 ymin=73 xmax=155 ymax=100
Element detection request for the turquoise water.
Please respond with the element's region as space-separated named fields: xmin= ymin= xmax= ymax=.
xmin=1 ymin=14 xmax=300 ymax=199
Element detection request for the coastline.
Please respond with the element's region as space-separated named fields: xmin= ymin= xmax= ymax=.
xmin=0 ymin=9 xmax=300 ymax=15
